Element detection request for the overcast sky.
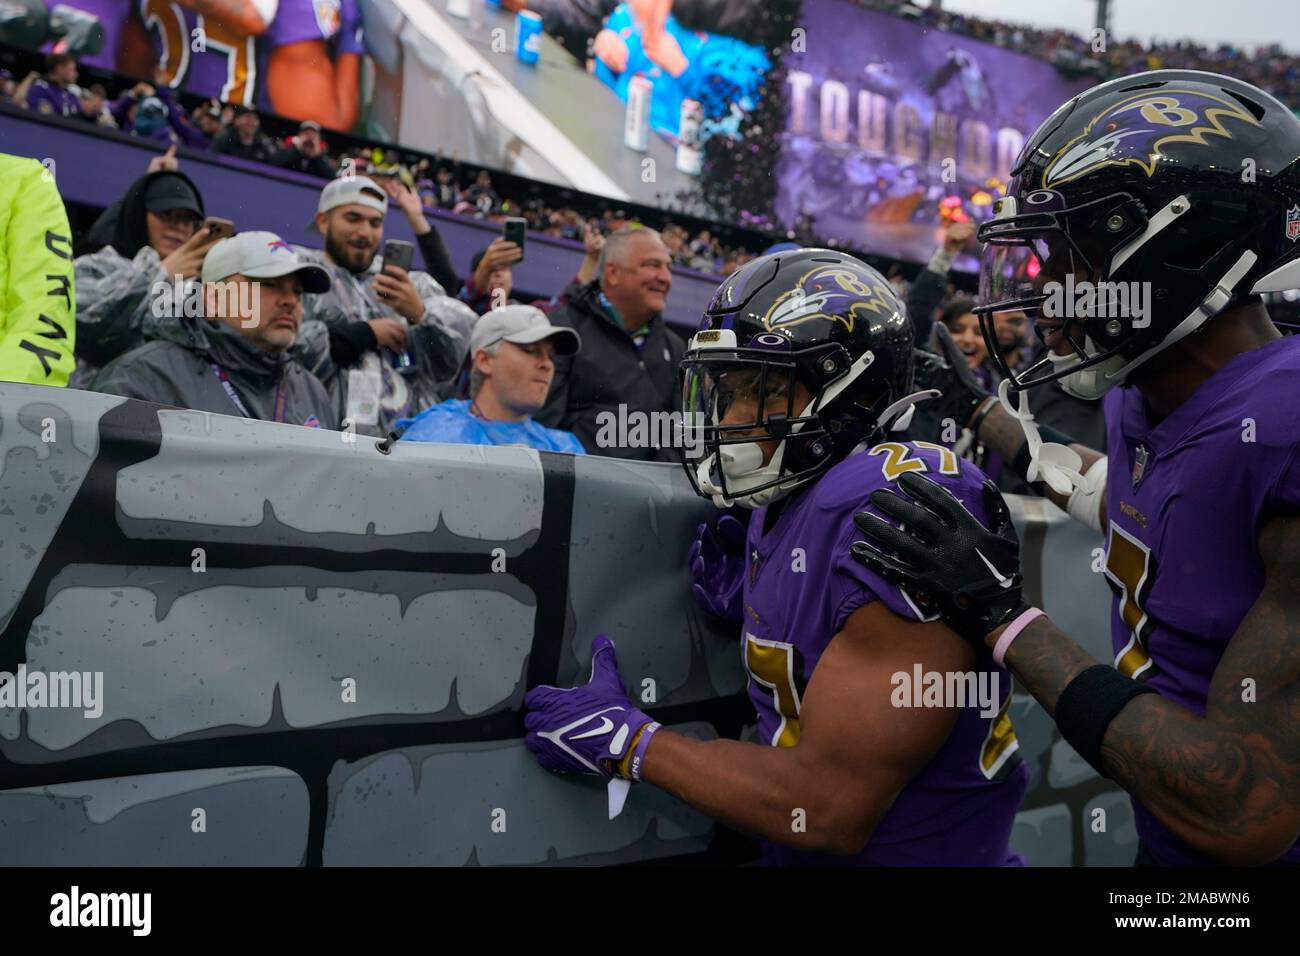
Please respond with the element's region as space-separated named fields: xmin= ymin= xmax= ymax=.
xmin=928 ymin=0 xmax=1299 ymax=53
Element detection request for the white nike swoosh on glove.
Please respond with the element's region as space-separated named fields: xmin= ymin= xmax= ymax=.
xmin=571 ymin=716 xmax=616 ymax=740
xmin=976 ymin=548 xmax=1014 ymax=588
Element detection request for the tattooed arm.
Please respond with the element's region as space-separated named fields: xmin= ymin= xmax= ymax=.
xmin=996 ymin=511 xmax=1300 ymax=865
xmin=974 ymin=398 xmax=1106 ymax=520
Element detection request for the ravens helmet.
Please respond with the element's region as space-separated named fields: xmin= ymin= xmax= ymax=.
xmin=977 ymin=69 xmax=1300 ymax=399
xmin=679 ymin=248 xmax=923 ymax=509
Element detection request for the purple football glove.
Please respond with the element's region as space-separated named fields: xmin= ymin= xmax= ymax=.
xmin=688 ymin=513 xmax=747 ymax=624
xmin=524 ymin=635 xmax=661 ymax=781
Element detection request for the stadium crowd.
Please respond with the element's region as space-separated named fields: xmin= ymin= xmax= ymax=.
xmin=857 ymin=0 xmax=1300 ymax=108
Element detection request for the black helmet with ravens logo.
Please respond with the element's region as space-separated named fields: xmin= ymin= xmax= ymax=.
xmin=979 ymin=69 xmax=1300 ymax=399
xmin=680 ymin=248 xmax=925 ymax=509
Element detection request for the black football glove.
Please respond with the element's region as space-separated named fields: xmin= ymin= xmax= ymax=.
xmin=850 ymin=472 xmax=1028 ymax=646
xmin=912 ymin=324 xmax=994 ymax=430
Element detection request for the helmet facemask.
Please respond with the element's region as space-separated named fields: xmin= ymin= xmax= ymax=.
xmin=975 ymin=189 xmax=1152 ymax=400
xmin=679 ymin=330 xmax=904 ymax=509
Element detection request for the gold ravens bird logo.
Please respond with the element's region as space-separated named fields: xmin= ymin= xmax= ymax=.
xmin=763 ymin=267 xmax=901 ymax=334
xmin=1042 ymin=88 xmax=1260 ymax=188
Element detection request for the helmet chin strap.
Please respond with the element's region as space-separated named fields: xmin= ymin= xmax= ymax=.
xmin=996 ymin=379 xmax=1086 ymax=496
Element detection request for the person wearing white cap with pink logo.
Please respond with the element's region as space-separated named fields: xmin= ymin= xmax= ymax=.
xmin=93 ymin=231 xmax=338 ymax=429
xmin=397 ymin=304 xmax=585 ymax=452
xmin=293 ymin=175 xmax=476 ymax=439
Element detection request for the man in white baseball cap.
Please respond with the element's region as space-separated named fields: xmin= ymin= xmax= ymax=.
xmin=397 ymin=304 xmax=585 ymax=452
xmin=293 ymin=174 xmax=476 ymax=439
xmin=93 ymin=230 xmax=338 ymax=429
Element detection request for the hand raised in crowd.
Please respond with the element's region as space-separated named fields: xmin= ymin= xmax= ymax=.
xmin=472 ymin=237 xmax=523 ymax=292
xmin=159 ymin=225 xmax=222 ymax=280
xmin=374 ymin=263 xmax=425 ymax=323
xmin=641 ymin=8 xmax=689 ymax=77
xmin=943 ymin=219 xmax=976 ymax=253
xmin=147 ymin=145 xmax=179 ymax=174
xmin=582 ymin=222 xmax=604 ymax=260
xmin=367 ymin=317 xmax=409 ymax=352
xmin=593 ymin=29 xmax=629 ymax=73
xmin=381 ymin=177 xmax=424 ymax=223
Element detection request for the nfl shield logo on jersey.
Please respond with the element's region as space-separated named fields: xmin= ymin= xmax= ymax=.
xmin=313 ymin=0 xmax=342 ymax=37
xmin=1131 ymin=444 xmax=1150 ymax=489
xmin=1287 ymin=204 xmax=1300 ymax=242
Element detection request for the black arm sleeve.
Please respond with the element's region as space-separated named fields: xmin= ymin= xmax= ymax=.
xmin=328 ymin=321 xmax=378 ymax=367
xmin=905 ymin=266 xmax=948 ymax=347
xmin=414 ymin=224 xmax=460 ymax=295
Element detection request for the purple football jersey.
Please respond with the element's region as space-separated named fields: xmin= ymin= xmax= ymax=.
xmin=1103 ymin=333 xmax=1300 ymax=866
xmin=742 ymin=442 xmax=1028 ymax=866
xmin=139 ymin=0 xmax=259 ymax=105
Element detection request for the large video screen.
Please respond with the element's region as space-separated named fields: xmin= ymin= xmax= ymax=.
xmin=774 ymin=0 xmax=1090 ymax=264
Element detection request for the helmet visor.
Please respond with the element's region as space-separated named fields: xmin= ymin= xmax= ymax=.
xmin=975 ymin=190 xmax=1148 ymax=391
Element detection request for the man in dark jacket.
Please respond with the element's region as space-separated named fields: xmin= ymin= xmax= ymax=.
xmin=536 ymin=226 xmax=685 ymax=462
xmin=209 ymin=107 xmax=277 ymax=165
xmin=93 ymin=231 xmax=337 ymax=429
xmin=270 ymin=121 xmax=335 ymax=178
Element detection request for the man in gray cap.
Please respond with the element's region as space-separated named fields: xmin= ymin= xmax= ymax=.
xmin=72 ymin=169 xmax=222 ymax=388
xmin=397 ymin=304 xmax=584 ymax=453
xmin=293 ymin=175 xmax=476 ymax=438
xmin=94 ymin=231 xmax=338 ymax=429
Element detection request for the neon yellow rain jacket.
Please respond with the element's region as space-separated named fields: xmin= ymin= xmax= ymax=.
xmin=0 ymin=153 xmax=75 ymax=386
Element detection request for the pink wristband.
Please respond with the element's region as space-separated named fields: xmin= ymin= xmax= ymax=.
xmin=993 ymin=608 xmax=1046 ymax=666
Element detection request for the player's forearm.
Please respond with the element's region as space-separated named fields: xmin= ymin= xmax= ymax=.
xmin=973 ymin=399 xmax=1105 ymax=516
xmin=1000 ymin=616 xmax=1293 ymax=863
xmin=641 ymin=731 xmax=872 ymax=855
xmin=1100 ymin=694 xmax=1296 ymax=864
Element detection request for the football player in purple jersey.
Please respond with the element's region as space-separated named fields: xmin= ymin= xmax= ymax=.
xmin=134 ymin=0 xmax=362 ymax=129
xmin=524 ymin=248 xmax=1031 ymax=865
xmin=851 ymin=70 xmax=1300 ymax=866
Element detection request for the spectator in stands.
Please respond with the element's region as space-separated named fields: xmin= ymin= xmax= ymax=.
xmin=93 ymin=231 xmax=337 ymax=428
xmin=537 ymin=226 xmax=684 ymax=461
xmin=915 ymin=298 xmax=1004 ymax=482
xmin=460 ymin=223 xmax=603 ymax=314
xmin=210 ymin=106 xmax=276 ymax=164
xmin=270 ymin=120 xmax=335 ymax=178
xmin=0 ymin=153 xmax=76 ymax=387
xmin=0 ymin=69 xmax=14 ymax=105
xmin=937 ymin=297 xmax=995 ymax=386
xmin=397 ymin=305 xmax=584 ymax=452
xmin=72 ymin=170 xmax=221 ymax=387
xmin=459 ymin=240 xmax=524 ymax=314
xmin=293 ymin=176 xmax=476 ymax=438
xmin=113 ymin=87 xmax=207 ymax=148
xmin=906 ymin=219 xmax=974 ymax=346
xmin=688 ymin=229 xmax=716 ymax=271
xmin=77 ymin=84 xmax=116 ymax=127
xmin=191 ymin=102 xmax=226 ymax=141
xmin=24 ymin=53 xmax=80 ymax=118
xmin=433 ymin=166 xmax=459 ymax=209
xmin=465 ymin=170 xmax=499 ymax=216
